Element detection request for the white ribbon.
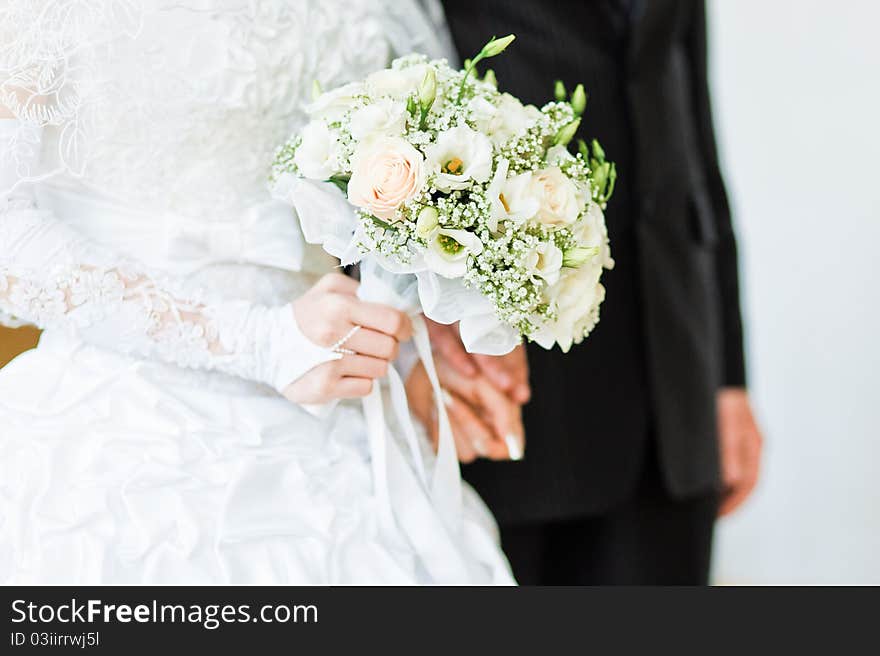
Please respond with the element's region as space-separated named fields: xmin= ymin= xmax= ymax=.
xmin=357 ymin=263 xmax=463 ymax=538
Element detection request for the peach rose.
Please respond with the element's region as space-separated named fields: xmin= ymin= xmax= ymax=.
xmin=348 ymin=137 xmax=425 ymax=222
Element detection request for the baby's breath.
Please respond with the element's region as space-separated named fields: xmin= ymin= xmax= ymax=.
xmin=270 ymin=53 xmax=615 ymax=348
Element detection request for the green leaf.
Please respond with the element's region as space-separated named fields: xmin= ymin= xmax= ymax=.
xmin=370 ymin=215 xmax=393 ymax=231
xmin=328 ymin=175 xmax=350 ymax=194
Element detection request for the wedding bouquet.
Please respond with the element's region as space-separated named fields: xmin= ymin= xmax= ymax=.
xmin=271 ymin=35 xmax=616 ymax=355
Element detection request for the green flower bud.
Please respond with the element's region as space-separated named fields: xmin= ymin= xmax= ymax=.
xmin=592 ymin=162 xmax=609 ymax=194
xmin=416 ymin=206 xmax=440 ymax=239
xmin=553 ymin=117 xmax=581 ymax=146
xmin=563 ymin=246 xmax=599 ymax=268
xmin=483 ymin=68 xmax=497 ymax=87
xmin=571 ymin=83 xmax=587 ymax=115
xmin=554 ymin=80 xmax=566 ymax=102
xmin=406 ymin=95 xmax=419 ymax=117
xmin=481 ymin=34 xmax=516 ymax=57
xmin=605 ymin=162 xmax=617 ymax=199
xmin=418 ymin=68 xmax=437 ymax=111
xmin=577 ymin=138 xmax=590 ymax=160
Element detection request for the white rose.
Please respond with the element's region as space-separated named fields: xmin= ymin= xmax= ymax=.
xmin=350 ymin=98 xmax=407 ymax=140
xmin=348 ymin=136 xmax=425 ymax=222
xmin=530 ymin=166 xmax=585 ymax=226
xmin=424 ymin=228 xmax=484 ymax=278
xmin=534 ymin=264 xmax=605 ymax=352
xmin=425 ymin=125 xmax=493 ymax=192
xmin=365 ymin=64 xmax=428 ymax=99
xmin=524 ymin=241 xmax=564 ymax=286
xmin=294 ymin=121 xmax=338 ymax=180
xmin=468 ymin=93 xmax=540 ymax=146
xmin=306 ymin=82 xmax=365 ymax=121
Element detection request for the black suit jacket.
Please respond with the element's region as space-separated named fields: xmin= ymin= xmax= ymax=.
xmin=443 ymin=0 xmax=746 ymax=524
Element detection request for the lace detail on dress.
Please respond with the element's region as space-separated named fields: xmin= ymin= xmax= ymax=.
xmin=1 ymin=260 xmax=219 ymax=361
xmin=0 ymin=1 xmax=397 ymax=217
xmin=0 ymin=202 xmax=335 ymax=391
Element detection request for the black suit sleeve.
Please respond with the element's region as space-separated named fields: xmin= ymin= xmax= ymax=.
xmin=686 ymin=0 xmax=747 ymax=387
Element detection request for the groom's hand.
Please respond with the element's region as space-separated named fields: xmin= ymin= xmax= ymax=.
xmin=426 ymin=319 xmax=531 ymax=404
xmin=405 ymin=360 xmax=524 ymax=462
xmin=717 ymin=388 xmax=764 ymax=517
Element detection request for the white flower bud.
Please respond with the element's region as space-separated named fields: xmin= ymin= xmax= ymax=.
xmin=419 ymin=68 xmax=437 ymax=110
xmin=416 ymin=206 xmax=440 ymax=238
xmin=562 ymin=245 xmax=599 ymax=268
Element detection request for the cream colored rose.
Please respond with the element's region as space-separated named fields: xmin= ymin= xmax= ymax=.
xmin=533 ymin=264 xmax=605 ymax=352
xmin=530 ymin=166 xmax=585 ymax=226
xmin=347 ymin=136 xmax=425 ymax=222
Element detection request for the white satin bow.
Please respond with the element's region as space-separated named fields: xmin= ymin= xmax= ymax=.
xmin=39 ymin=186 xmax=306 ymax=274
xmin=164 ymin=201 xmax=304 ymax=272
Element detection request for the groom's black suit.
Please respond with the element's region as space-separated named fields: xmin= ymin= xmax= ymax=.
xmin=443 ymin=0 xmax=746 ymax=583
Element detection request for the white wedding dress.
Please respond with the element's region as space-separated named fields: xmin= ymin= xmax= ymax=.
xmin=0 ymin=0 xmax=513 ymax=584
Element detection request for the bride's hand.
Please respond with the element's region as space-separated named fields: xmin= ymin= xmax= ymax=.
xmin=282 ymin=273 xmax=412 ymax=404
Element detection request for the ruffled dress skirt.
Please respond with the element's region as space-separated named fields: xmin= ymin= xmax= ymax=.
xmin=0 ymin=329 xmax=514 ymax=584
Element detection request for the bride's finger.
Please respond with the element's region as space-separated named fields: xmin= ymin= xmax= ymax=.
xmin=337 ymin=353 xmax=389 ymax=380
xmin=344 ymin=328 xmax=399 ymax=361
xmin=334 ymin=377 xmax=374 ymax=398
xmin=316 ymin=272 xmax=359 ymax=295
xmin=350 ymin=301 xmax=413 ymax=342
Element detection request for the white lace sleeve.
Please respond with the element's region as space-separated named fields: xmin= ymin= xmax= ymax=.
xmin=0 ymin=121 xmax=336 ymax=392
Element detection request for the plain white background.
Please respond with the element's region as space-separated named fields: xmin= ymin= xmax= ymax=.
xmin=708 ymin=0 xmax=880 ymax=583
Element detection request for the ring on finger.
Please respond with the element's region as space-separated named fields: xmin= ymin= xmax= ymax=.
xmin=331 ymin=325 xmax=361 ymax=355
